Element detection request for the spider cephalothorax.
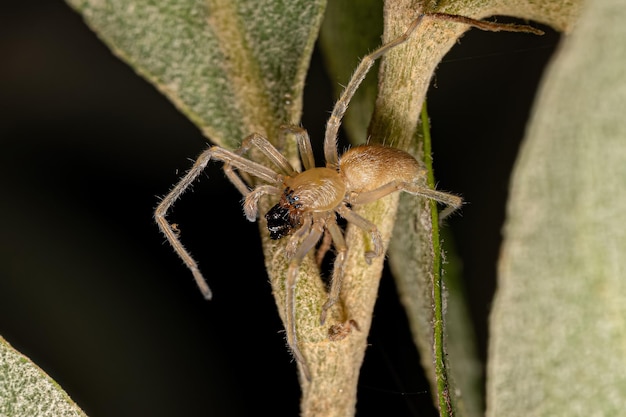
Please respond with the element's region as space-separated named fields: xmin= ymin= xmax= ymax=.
xmin=155 ymin=12 xmax=542 ymax=380
xmin=265 ymin=167 xmax=346 ymax=240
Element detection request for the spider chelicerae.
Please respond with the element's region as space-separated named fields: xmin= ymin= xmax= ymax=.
xmin=155 ymin=12 xmax=542 ymax=379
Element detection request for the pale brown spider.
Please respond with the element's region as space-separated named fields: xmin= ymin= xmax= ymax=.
xmin=155 ymin=12 xmax=542 ymax=379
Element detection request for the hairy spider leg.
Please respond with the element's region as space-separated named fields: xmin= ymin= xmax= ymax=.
xmin=315 ymin=229 xmax=333 ymax=268
xmin=323 ymin=13 xmax=543 ymax=170
xmin=280 ymin=203 xmax=372 ymax=379
xmin=348 ymin=179 xmax=463 ymax=220
xmin=237 ymin=132 xmax=299 ymax=176
xmin=317 ymin=213 xmax=348 ymax=325
xmin=319 ymin=203 xmax=383 ymax=324
xmin=225 ymin=129 xmax=316 ymax=221
xmin=285 ymin=215 xmax=313 ymax=260
xmin=243 ymin=185 xmax=283 ymax=221
xmin=155 ymin=150 xmax=214 ymax=299
xmin=279 ymin=125 xmax=316 ymax=171
xmin=285 ymin=213 xmax=327 ymax=381
xmin=335 ymin=204 xmax=384 ymax=262
xmin=317 ymin=180 xmax=461 ymax=325
xmin=219 ymin=133 xmax=295 ymax=221
xmin=323 ymin=15 xmax=428 ymax=168
xmin=155 ymin=145 xmax=282 ymax=299
xmin=222 ymin=133 xmax=296 ymax=208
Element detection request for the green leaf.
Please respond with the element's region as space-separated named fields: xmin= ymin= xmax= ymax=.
xmin=488 ymin=0 xmax=626 ymax=415
xmin=65 ymin=0 xmax=326 ymax=148
xmin=0 ymin=336 xmax=88 ymax=417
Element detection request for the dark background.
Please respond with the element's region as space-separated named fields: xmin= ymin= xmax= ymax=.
xmin=1 ymin=2 xmax=559 ymax=416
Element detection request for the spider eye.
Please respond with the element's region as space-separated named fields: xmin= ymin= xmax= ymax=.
xmin=265 ymin=204 xmax=293 ymax=240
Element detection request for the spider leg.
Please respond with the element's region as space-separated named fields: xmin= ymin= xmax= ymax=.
xmin=242 ymin=184 xmax=282 ymax=221
xmin=237 ymin=132 xmax=298 ymax=176
xmin=286 ymin=215 xmax=313 ymax=258
xmin=323 ymin=15 xmax=428 ymax=168
xmin=336 ymin=204 xmax=383 ymax=263
xmin=348 ymin=180 xmax=462 ymax=221
xmin=285 ymin=214 xmax=324 ymax=381
xmin=322 ymin=13 xmax=541 ymax=169
xmin=222 ymin=132 xmax=293 ymax=196
xmin=315 ymin=229 xmax=333 ymax=268
xmin=279 ymin=125 xmax=316 ymax=171
xmin=222 ymin=166 xmax=253 ymax=196
xmin=426 ymin=13 xmax=544 ymax=36
xmin=155 ymin=148 xmax=215 ymax=299
xmin=211 ymin=146 xmax=282 ymax=183
xmin=319 ymin=216 xmax=348 ymax=325
xmin=156 ymin=145 xmax=283 ymax=299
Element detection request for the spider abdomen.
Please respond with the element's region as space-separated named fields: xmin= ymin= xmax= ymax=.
xmin=339 ymin=145 xmax=424 ymax=192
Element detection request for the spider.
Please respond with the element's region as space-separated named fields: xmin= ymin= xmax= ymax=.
xmin=155 ymin=12 xmax=542 ymax=380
